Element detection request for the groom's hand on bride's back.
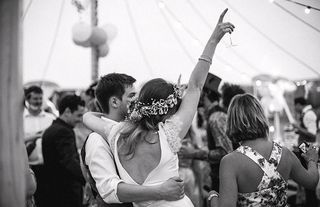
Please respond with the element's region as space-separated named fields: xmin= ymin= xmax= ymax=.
xmin=158 ymin=177 xmax=185 ymax=201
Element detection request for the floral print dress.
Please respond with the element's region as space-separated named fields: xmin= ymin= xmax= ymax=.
xmin=236 ymin=142 xmax=288 ymax=207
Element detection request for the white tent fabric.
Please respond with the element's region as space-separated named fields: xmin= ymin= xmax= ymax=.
xmin=23 ymin=0 xmax=320 ymax=88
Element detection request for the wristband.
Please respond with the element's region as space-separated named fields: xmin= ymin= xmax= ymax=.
xmin=199 ymin=55 xmax=212 ymax=65
xmin=208 ymin=191 xmax=219 ymax=201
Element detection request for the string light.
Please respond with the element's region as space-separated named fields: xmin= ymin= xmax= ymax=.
xmin=256 ymin=80 xmax=262 ymax=86
xmin=304 ymin=6 xmax=311 ymax=14
xmin=273 ymin=1 xmax=320 ymax=33
xmin=270 ymin=126 xmax=275 ymax=132
xmin=223 ymin=0 xmax=320 ymax=77
xmin=283 ymin=0 xmax=320 ymax=13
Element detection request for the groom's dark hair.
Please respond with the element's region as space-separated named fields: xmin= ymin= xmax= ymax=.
xmin=95 ymin=73 xmax=136 ymax=114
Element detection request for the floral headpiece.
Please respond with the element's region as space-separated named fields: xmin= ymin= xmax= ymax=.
xmin=127 ymin=84 xmax=184 ymax=122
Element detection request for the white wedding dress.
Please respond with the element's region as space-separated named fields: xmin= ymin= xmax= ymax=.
xmin=106 ymin=117 xmax=194 ymax=207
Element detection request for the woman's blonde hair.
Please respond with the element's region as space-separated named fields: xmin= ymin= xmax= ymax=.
xmin=226 ymin=93 xmax=269 ymax=142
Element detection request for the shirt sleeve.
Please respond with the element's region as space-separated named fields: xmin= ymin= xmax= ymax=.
xmin=85 ymin=132 xmax=123 ymax=203
xmin=303 ymin=110 xmax=317 ymax=135
xmin=101 ymin=117 xmax=119 ymax=144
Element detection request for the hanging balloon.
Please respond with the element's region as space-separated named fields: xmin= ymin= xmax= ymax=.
xmin=101 ymin=23 xmax=118 ymax=42
xmin=90 ymin=27 xmax=107 ymax=46
xmin=72 ymin=22 xmax=92 ymax=47
xmin=306 ymin=81 xmax=320 ymax=108
xmin=98 ymin=43 xmax=109 ymax=57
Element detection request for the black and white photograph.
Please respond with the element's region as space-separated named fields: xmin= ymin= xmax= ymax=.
xmin=0 ymin=0 xmax=320 ymax=206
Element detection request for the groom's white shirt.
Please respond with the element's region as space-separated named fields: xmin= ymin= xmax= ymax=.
xmin=85 ymin=118 xmax=123 ymax=203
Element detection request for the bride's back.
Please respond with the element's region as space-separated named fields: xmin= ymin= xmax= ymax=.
xmin=115 ymin=78 xmax=182 ymax=185
xmin=118 ymin=132 xmax=161 ymax=185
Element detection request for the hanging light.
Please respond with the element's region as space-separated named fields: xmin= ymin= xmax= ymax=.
xmin=304 ymin=6 xmax=311 ymax=14
xmin=270 ymin=126 xmax=275 ymax=132
xmin=256 ymin=80 xmax=262 ymax=86
xmin=269 ymin=0 xmax=275 ymax=3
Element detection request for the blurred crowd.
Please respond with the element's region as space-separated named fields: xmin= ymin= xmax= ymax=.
xmin=18 ymin=7 xmax=320 ymax=207
xmin=23 ymin=72 xmax=320 ymax=207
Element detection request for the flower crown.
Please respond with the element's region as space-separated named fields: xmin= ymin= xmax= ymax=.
xmin=127 ymin=84 xmax=184 ymax=122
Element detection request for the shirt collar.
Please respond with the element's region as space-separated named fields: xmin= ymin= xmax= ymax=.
xmin=24 ymin=109 xmax=46 ymax=117
xmin=302 ymin=105 xmax=312 ymax=113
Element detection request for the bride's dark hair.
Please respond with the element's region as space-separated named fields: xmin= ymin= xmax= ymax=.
xmin=119 ymin=78 xmax=181 ymax=158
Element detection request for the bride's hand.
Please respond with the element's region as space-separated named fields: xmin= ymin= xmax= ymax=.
xmin=210 ymin=8 xmax=235 ymax=44
xmin=158 ymin=177 xmax=185 ymax=201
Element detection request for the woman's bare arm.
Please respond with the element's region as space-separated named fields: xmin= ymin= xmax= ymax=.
xmin=290 ymin=147 xmax=319 ymax=189
xmin=210 ymin=153 xmax=238 ymax=207
xmin=173 ymin=9 xmax=234 ymax=139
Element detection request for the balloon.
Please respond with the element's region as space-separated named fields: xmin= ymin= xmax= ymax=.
xmin=90 ymin=27 xmax=107 ymax=46
xmin=101 ymin=23 xmax=118 ymax=42
xmin=98 ymin=43 xmax=109 ymax=57
xmin=72 ymin=22 xmax=92 ymax=47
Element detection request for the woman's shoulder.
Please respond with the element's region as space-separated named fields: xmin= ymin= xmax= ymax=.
xmin=219 ymin=151 xmax=243 ymax=175
xmin=221 ymin=151 xmax=242 ymax=166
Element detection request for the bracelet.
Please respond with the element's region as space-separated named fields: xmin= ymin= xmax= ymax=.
xmin=199 ymin=55 xmax=212 ymax=65
xmin=208 ymin=191 xmax=219 ymax=201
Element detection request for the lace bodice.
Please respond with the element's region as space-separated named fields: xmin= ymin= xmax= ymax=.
xmin=236 ymin=142 xmax=288 ymax=207
xmin=159 ymin=116 xmax=183 ymax=153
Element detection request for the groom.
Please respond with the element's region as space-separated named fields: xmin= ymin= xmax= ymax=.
xmin=81 ymin=73 xmax=185 ymax=207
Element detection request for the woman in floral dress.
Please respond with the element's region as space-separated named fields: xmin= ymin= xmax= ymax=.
xmin=209 ymin=94 xmax=319 ymax=207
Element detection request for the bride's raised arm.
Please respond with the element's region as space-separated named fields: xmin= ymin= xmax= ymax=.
xmin=174 ymin=8 xmax=234 ymax=138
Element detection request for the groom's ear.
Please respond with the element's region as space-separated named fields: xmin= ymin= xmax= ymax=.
xmin=109 ymin=96 xmax=120 ymax=109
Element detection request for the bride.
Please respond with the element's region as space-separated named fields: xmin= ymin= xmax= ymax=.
xmin=83 ymin=9 xmax=234 ymax=207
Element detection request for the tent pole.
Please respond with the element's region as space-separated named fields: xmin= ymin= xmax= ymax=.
xmin=0 ymin=0 xmax=26 ymax=206
xmin=91 ymin=0 xmax=99 ymax=82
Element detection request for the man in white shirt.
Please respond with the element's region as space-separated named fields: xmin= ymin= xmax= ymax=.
xmin=82 ymin=73 xmax=184 ymax=207
xmin=23 ymin=85 xmax=55 ymax=207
